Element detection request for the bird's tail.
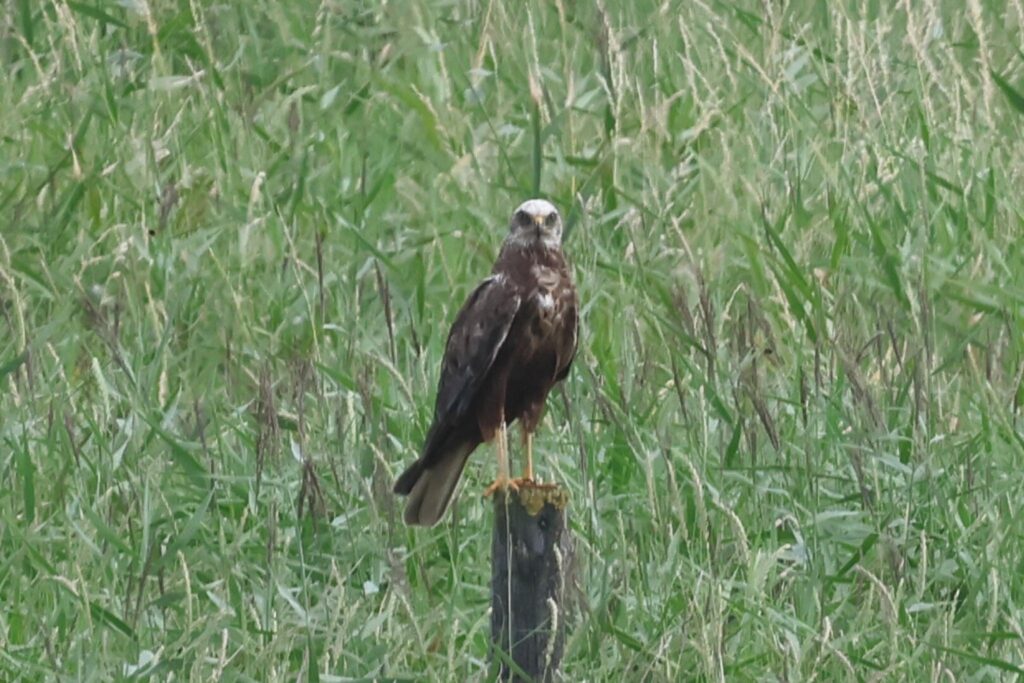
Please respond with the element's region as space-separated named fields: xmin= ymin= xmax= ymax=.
xmin=393 ymin=441 xmax=474 ymax=526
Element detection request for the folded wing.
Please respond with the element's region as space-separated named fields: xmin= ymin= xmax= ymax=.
xmin=392 ymin=275 xmax=521 ymax=525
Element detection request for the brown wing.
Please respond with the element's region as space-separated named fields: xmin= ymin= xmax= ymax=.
xmin=392 ymin=274 xmax=520 ymax=525
xmin=554 ymin=280 xmax=579 ymax=382
xmin=425 ymin=274 xmax=521 ymax=460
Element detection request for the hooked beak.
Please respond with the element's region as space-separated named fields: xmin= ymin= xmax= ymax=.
xmin=533 ymin=215 xmax=544 ymax=238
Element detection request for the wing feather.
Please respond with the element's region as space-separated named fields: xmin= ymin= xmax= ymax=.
xmin=554 ymin=276 xmax=579 ymax=382
xmin=421 ymin=275 xmax=520 ymax=461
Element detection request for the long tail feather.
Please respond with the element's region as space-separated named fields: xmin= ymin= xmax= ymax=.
xmin=393 ymin=442 xmax=474 ymax=526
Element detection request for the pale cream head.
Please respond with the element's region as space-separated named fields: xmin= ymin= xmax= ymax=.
xmin=506 ymin=198 xmax=563 ymax=249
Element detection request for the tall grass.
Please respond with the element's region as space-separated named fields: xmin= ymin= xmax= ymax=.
xmin=1 ymin=0 xmax=1023 ymax=679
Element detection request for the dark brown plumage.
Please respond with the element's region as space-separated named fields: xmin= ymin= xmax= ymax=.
xmin=393 ymin=199 xmax=578 ymax=526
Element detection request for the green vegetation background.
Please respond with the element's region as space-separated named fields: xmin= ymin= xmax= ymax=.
xmin=2 ymin=0 xmax=1024 ymax=679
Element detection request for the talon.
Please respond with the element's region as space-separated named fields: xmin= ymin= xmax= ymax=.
xmin=512 ymin=477 xmax=559 ymax=490
xmin=483 ymin=476 xmax=519 ymax=497
xmin=508 ymin=476 xmax=559 ymax=490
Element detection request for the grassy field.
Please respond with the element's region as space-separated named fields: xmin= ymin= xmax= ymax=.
xmin=2 ymin=0 xmax=1024 ymax=680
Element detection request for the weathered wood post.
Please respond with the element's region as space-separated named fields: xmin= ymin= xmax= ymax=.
xmin=490 ymin=485 xmax=572 ymax=682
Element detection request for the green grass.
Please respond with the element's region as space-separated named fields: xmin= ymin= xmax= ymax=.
xmin=2 ymin=0 xmax=1024 ymax=679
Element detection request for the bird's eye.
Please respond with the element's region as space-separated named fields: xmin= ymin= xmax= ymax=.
xmin=515 ymin=210 xmax=529 ymax=225
xmin=545 ymin=213 xmax=558 ymax=227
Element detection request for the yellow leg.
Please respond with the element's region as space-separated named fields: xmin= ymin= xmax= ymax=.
xmin=497 ymin=420 xmax=509 ymax=482
xmin=511 ymin=428 xmax=555 ymax=489
xmin=483 ymin=421 xmax=518 ymax=496
xmin=523 ymin=430 xmax=534 ymax=481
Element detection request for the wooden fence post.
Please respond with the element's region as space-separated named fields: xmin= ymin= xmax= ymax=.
xmin=490 ymin=485 xmax=572 ymax=682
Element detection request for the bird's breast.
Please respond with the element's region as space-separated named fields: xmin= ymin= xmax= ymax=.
xmin=535 ymin=289 xmax=556 ymax=313
xmin=524 ymin=283 xmax=570 ymax=344
xmin=530 ymin=266 xmax=564 ymax=316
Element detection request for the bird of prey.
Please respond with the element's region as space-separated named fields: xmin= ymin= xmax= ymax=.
xmin=393 ymin=199 xmax=579 ymax=526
